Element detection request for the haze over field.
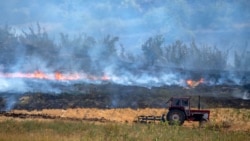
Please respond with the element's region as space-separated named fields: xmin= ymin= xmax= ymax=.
xmin=0 ymin=0 xmax=250 ymax=110
xmin=1 ymin=0 xmax=249 ymax=50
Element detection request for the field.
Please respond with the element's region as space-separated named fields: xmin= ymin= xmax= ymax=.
xmin=0 ymin=84 xmax=250 ymax=140
xmin=0 ymin=3 xmax=250 ymax=140
xmin=0 ymin=108 xmax=249 ymax=141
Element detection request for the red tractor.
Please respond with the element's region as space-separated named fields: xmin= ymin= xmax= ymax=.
xmin=165 ymin=96 xmax=210 ymax=126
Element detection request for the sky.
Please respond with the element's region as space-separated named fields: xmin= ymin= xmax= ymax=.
xmin=0 ymin=0 xmax=249 ymax=51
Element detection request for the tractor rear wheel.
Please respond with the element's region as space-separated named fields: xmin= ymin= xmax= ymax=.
xmin=167 ymin=110 xmax=185 ymax=126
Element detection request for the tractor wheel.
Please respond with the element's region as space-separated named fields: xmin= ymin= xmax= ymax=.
xmin=199 ymin=118 xmax=208 ymax=128
xmin=167 ymin=110 xmax=185 ymax=126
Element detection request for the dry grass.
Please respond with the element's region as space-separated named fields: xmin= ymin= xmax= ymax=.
xmin=6 ymin=108 xmax=250 ymax=131
xmin=0 ymin=118 xmax=249 ymax=141
xmin=0 ymin=108 xmax=249 ymax=140
xmin=208 ymin=108 xmax=250 ymax=131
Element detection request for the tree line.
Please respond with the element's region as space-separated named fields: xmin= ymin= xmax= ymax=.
xmin=0 ymin=24 xmax=249 ymax=74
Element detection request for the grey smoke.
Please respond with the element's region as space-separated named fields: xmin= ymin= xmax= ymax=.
xmin=0 ymin=0 xmax=250 ymax=110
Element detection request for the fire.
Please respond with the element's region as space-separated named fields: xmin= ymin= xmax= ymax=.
xmin=34 ymin=71 xmax=47 ymax=79
xmin=101 ymin=75 xmax=110 ymax=81
xmin=55 ymin=72 xmax=63 ymax=80
xmin=0 ymin=71 xmax=110 ymax=81
xmin=186 ymin=78 xmax=204 ymax=88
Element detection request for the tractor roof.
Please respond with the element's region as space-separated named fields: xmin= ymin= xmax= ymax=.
xmin=167 ymin=96 xmax=190 ymax=103
xmin=171 ymin=96 xmax=190 ymax=99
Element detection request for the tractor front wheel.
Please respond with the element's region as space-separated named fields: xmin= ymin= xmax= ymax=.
xmin=167 ymin=110 xmax=185 ymax=126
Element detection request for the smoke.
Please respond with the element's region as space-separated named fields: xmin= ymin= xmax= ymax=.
xmin=242 ymin=91 xmax=250 ymax=100
xmin=231 ymin=88 xmax=250 ymax=100
xmin=0 ymin=79 xmax=26 ymax=93
xmin=0 ymin=0 xmax=250 ymax=110
xmin=0 ymin=1 xmax=249 ymax=50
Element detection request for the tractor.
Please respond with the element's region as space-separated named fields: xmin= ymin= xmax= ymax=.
xmin=137 ymin=96 xmax=210 ymax=126
xmin=165 ymin=96 xmax=210 ymax=126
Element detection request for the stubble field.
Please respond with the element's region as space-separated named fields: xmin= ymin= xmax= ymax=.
xmin=0 ymin=107 xmax=249 ymax=141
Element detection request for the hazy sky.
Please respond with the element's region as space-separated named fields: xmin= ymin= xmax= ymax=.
xmin=0 ymin=0 xmax=249 ymax=49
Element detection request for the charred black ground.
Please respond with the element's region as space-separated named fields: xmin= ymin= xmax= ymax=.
xmin=0 ymin=82 xmax=249 ymax=111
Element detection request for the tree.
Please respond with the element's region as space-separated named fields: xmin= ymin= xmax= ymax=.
xmin=58 ymin=33 xmax=96 ymax=72
xmin=0 ymin=25 xmax=19 ymax=69
xmin=164 ymin=40 xmax=187 ymax=68
xmin=102 ymin=35 xmax=119 ymax=59
xmin=141 ymin=35 xmax=164 ymax=67
xmin=234 ymin=43 xmax=250 ymax=71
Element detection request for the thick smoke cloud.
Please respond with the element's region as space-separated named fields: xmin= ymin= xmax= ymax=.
xmin=0 ymin=0 xmax=249 ymax=110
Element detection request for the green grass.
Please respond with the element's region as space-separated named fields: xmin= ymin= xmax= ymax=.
xmin=0 ymin=119 xmax=249 ymax=141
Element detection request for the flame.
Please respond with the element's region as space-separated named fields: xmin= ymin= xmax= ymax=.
xmin=186 ymin=78 xmax=204 ymax=88
xmin=0 ymin=71 xmax=110 ymax=81
xmin=101 ymin=75 xmax=110 ymax=81
xmin=55 ymin=72 xmax=63 ymax=80
xmin=34 ymin=71 xmax=47 ymax=79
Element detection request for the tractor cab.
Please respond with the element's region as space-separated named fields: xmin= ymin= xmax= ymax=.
xmin=168 ymin=97 xmax=190 ymax=116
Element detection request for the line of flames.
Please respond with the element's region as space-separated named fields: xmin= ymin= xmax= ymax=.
xmin=0 ymin=71 xmax=110 ymax=81
xmin=0 ymin=71 xmax=204 ymax=88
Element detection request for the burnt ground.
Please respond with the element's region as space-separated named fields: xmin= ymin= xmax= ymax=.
xmin=0 ymin=83 xmax=249 ymax=111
